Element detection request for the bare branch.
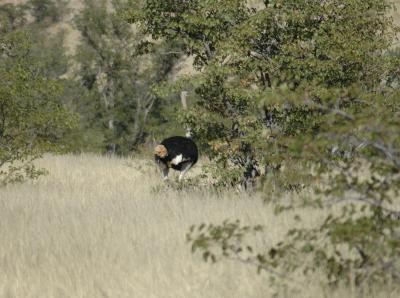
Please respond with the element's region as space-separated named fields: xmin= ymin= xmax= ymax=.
xmin=371 ymin=141 xmax=400 ymax=170
xmin=249 ymin=51 xmax=264 ymax=59
xmin=304 ymin=100 xmax=354 ymax=121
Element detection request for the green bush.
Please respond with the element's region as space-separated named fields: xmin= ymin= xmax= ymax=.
xmin=0 ymin=31 xmax=76 ymax=184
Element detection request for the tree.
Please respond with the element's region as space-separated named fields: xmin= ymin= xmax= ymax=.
xmin=0 ymin=0 xmax=71 ymax=81
xmin=0 ymin=3 xmax=28 ymax=32
xmin=75 ymin=0 xmax=180 ymax=154
xmin=0 ymin=29 xmax=76 ymax=184
xmin=129 ymin=0 xmax=400 ymax=289
xmin=28 ymin=0 xmax=70 ymax=24
xmin=130 ymin=0 xmax=398 ymax=187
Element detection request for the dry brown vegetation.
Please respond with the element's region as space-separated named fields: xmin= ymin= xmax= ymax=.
xmin=0 ymin=154 xmax=398 ymax=298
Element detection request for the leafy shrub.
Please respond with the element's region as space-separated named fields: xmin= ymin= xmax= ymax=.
xmin=0 ymin=7 xmax=76 ymax=185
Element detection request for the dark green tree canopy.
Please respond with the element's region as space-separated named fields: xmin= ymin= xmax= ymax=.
xmin=127 ymin=0 xmax=251 ymax=67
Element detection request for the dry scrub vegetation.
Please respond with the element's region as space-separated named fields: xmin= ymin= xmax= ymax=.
xmin=0 ymin=154 xmax=398 ymax=298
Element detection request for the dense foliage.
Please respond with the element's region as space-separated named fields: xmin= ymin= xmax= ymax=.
xmin=128 ymin=0 xmax=400 ymax=289
xmin=74 ymin=0 xmax=185 ymax=154
xmin=129 ymin=0 xmax=398 ymax=187
xmin=0 ymin=0 xmax=184 ymax=171
xmin=0 ymin=1 xmax=75 ymax=184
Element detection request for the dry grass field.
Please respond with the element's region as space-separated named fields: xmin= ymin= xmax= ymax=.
xmin=0 ymin=154 xmax=398 ymax=298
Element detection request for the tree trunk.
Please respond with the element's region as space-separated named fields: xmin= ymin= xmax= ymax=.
xmin=181 ymin=91 xmax=192 ymax=138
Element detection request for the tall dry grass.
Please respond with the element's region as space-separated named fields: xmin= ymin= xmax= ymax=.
xmin=0 ymin=154 xmax=398 ymax=298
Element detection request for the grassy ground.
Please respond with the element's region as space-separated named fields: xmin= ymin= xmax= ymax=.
xmin=0 ymin=154 xmax=398 ymax=298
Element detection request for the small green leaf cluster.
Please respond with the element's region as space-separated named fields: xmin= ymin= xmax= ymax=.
xmin=187 ymin=220 xmax=264 ymax=265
